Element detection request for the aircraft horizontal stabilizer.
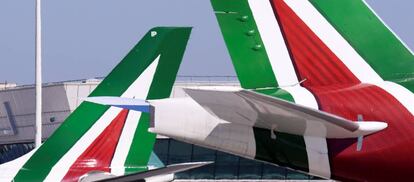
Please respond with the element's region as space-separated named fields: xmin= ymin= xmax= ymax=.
xmin=85 ymin=97 xmax=151 ymax=113
xmin=96 ymin=162 xmax=212 ymax=182
xmin=184 ymin=89 xmax=387 ymax=139
xmin=85 ymin=89 xmax=387 ymax=139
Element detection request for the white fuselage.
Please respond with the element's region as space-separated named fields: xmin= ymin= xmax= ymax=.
xmin=149 ymin=97 xmax=257 ymax=160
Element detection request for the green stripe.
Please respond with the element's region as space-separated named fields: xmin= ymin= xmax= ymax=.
xmin=310 ymin=0 xmax=414 ymax=92
xmin=211 ymin=0 xmax=278 ymax=89
xmin=124 ymin=114 xmax=156 ymax=174
xmin=124 ymin=27 xmax=192 ymax=173
xmin=255 ymin=88 xmax=295 ymax=102
xmin=14 ymin=27 xmax=191 ymax=181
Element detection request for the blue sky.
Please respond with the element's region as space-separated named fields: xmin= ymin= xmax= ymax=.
xmin=0 ymin=0 xmax=413 ymax=84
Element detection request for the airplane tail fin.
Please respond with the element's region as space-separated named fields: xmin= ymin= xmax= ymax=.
xmin=211 ymin=0 xmax=414 ymax=91
xmin=210 ymin=0 xmax=414 ymax=178
xmin=13 ymin=27 xmax=192 ymax=182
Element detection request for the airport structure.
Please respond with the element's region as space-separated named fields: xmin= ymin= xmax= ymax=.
xmin=0 ymin=76 xmax=324 ymax=181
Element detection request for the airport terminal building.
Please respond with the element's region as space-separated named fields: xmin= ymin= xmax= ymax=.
xmin=0 ymin=77 xmax=323 ymax=181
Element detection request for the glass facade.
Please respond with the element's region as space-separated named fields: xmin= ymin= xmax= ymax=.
xmin=153 ymin=138 xmax=319 ymax=180
xmin=0 ymin=143 xmax=35 ymax=164
xmin=0 ymin=139 xmax=319 ymax=180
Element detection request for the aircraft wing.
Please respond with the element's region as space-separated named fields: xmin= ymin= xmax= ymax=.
xmin=184 ymin=89 xmax=387 ymax=139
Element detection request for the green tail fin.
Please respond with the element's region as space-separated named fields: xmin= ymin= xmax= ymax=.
xmin=211 ymin=0 xmax=279 ymax=89
xmin=14 ymin=27 xmax=192 ymax=182
xmin=212 ymin=0 xmax=414 ymax=92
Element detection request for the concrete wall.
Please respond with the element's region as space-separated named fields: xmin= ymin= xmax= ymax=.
xmin=0 ymin=82 xmax=99 ymax=144
xmin=0 ymin=79 xmax=239 ymax=144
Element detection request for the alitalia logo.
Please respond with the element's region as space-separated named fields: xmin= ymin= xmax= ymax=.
xmin=212 ymin=0 xmax=414 ymax=180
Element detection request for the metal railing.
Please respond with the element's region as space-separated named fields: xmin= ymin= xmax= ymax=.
xmin=3 ymin=75 xmax=240 ymax=90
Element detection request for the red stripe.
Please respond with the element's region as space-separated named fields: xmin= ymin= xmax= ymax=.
xmin=62 ymin=109 xmax=129 ymax=182
xmin=271 ymin=0 xmax=359 ymax=87
xmin=271 ymin=0 xmax=414 ymax=181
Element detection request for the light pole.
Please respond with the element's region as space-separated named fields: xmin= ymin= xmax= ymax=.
xmin=35 ymin=0 xmax=42 ymax=148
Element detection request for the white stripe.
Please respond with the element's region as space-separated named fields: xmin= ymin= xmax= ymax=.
xmin=376 ymin=81 xmax=414 ymax=115
xmin=284 ymin=0 xmax=383 ymax=84
xmin=283 ymin=86 xmax=318 ymax=109
xmin=248 ymin=0 xmax=298 ymax=86
xmin=304 ymin=136 xmax=330 ymax=178
xmin=249 ymin=0 xmax=330 ymax=178
xmin=44 ymin=55 xmax=161 ymax=181
xmin=110 ymin=110 xmax=142 ymax=175
xmin=285 ymin=0 xmax=414 ymax=116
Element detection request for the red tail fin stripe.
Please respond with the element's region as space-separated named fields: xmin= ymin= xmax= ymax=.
xmin=284 ymin=26 xmax=354 ymax=85
xmin=62 ymin=109 xmax=129 ymax=182
xmin=270 ymin=0 xmax=414 ymax=180
xmin=272 ymin=0 xmax=360 ymax=87
xmin=278 ymin=4 xmax=349 ymax=79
